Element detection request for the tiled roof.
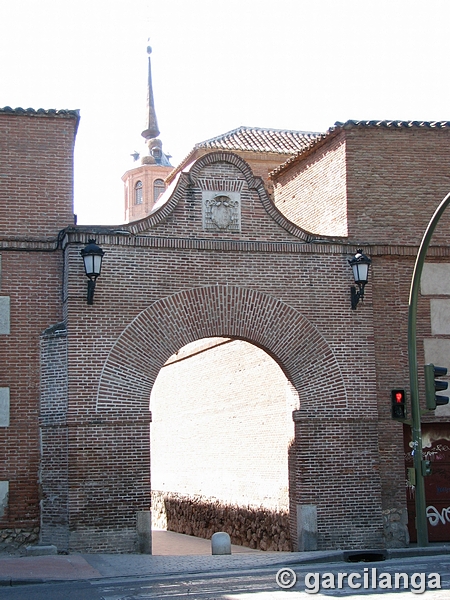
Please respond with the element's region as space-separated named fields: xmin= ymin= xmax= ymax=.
xmin=194 ymin=126 xmax=321 ymax=155
xmin=335 ymin=119 xmax=450 ymax=129
xmin=0 ymin=106 xmax=80 ymax=119
xmin=0 ymin=106 xmax=80 ymax=134
xmin=270 ymin=119 xmax=450 ymax=177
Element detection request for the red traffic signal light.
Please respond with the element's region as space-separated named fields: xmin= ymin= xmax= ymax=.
xmin=391 ymin=389 xmax=406 ymax=420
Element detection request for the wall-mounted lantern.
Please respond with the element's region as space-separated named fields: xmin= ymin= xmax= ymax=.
xmin=80 ymin=239 xmax=105 ymax=305
xmin=349 ymin=249 xmax=371 ymax=310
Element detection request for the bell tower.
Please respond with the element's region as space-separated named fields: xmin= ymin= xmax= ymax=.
xmin=122 ymin=42 xmax=173 ymax=223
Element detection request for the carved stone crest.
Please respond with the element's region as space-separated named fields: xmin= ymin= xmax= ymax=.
xmin=202 ymin=191 xmax=241 ymax=232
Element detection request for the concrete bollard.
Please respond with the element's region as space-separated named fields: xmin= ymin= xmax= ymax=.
xmin=211 ymin=531 xmax=231 ymax=555
xmin=136 ymin=511 xmax=152 ymax=554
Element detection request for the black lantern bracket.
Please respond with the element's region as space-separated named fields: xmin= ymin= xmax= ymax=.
xmin=80 ymin=239 xmax=105 ymax=305
xmin=349 ymin=248 xmax=372 ymax=310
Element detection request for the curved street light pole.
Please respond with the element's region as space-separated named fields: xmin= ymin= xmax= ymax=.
xmin=408 ymin=191 xmax=450 ymax=547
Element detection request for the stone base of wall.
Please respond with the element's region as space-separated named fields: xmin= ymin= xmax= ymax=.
xmin=382 ymin=508 xmax=409 ymax=548
xmin=0 ymin=528 xmax=40 ymax=554
xmin=152 ymin=491 xmax=291 ymax=551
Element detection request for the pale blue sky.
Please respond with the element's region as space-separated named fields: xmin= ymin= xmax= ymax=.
xmin=1 ymin=0 xmax=449 ymax=224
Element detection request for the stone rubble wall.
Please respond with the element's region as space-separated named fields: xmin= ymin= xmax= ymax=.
xmin=0 ymin=528 xmax=39 ymax=554
xmin=152 ymin=491 xmax=291 ymax=551
xmin=382 ymin=507 xmax=410 ymax=548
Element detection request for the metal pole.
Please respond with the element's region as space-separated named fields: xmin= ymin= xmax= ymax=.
xmin=408 ymin=191 xmax=450 ymax=546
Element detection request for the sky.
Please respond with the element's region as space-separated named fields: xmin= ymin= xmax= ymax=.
xmin=1 ymin=0 xmax=450 ymax=225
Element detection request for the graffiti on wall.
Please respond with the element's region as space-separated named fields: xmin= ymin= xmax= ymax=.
xmin=404 ymin=424 xmax=450 ymax=542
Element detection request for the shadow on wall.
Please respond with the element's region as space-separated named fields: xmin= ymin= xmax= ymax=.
xmin=151 ymin=490 xmax=291 ymax=552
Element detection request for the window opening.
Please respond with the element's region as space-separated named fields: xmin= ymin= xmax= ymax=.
xmin=135 ymin=180 xmax=143 ymax=205
xmin=153 ymin=179 xmax=165 ymax=202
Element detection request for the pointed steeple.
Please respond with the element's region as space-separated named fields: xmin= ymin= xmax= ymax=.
xmin=141 ymin=42 xmax=160 ymax=140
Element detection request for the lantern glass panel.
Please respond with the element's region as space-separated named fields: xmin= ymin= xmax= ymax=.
xmin=356 ymin=262 xmax=369 ymax=284
xmin=93 ymin=254 xmax=102 ymax=275
xmin=83 ymin=255 xmax=94 ymax=276
xmin=83 ymin=253 xmax=103 ymax=277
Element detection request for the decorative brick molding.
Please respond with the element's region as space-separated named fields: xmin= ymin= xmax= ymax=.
xmin=124 ymin=151 xmax=314 ymax=242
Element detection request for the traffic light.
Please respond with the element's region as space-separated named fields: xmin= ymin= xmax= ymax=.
xmin=424 ymin=364 xmax=449 ymax=410
xmin=422 ymin=460 xmax=432 ymax=476
xmin=391 ymin=389 xmax=407 ymax=420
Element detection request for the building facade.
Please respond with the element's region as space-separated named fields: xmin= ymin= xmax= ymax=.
xmin=1 ymin=99 xmax=450 ymax=553
xmin=0 ymin=106 xmax=79 ymax=550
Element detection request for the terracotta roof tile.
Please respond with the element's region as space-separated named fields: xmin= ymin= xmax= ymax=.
xmin=335 ymin=119 xmax=450 ymax=129
xmin=0 ymin=106 xmax=80 ymax=134
xmin=195 ymin=126 xmax=321 ymax=155
xmin=270 ymin=119 xmax=450 ymax=177
xmin=0 ymin=106 xmax=80 ymax=119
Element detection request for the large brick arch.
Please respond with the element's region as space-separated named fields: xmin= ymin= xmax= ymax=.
xmin=96 ymin=285 xmax=347 ymax=416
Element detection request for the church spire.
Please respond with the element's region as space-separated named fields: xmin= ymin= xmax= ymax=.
xmin=141 ymin=41 xmax=160 ymax=140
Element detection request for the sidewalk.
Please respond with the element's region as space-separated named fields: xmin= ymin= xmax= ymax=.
xmin=0 ymin=530 xmax=449 ymax=586
xmin=0 ymin=530 xmax=336 ymax=586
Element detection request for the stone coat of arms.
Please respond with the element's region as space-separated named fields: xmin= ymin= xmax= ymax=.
xmin=203 ymin=192 xmax=241 ymax=232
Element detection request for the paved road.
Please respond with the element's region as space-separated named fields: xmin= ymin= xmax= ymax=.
xmin=1 ymin=554 xmax=450 ymax=599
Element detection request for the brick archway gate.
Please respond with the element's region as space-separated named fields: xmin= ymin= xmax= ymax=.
xmin=96 ymin=284 xmax=348 ymax=553
xmin=39 ymin=283 xmax=383 ymax=553
xmin=39 ymin=146 xmax=386 ymax=553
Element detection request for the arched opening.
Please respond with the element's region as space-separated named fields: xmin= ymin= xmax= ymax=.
xmin=150 ymin=337 xmax=299 ymax=553
xmin=90 ymin=285 xmax=350 ymax=554
xmin=135 ymin=180 xmax=143 ymax=204
xmin=153 ymin=178 xmax=165 ymax=202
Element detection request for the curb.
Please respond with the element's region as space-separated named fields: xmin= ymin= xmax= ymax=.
xmin=1 ymin=546 xmax=449 ymax=587
xmin=0 ymin=577 xmax=48 ymax=586
xmin=0 ymin=551 xmax=344 ymax=588
xmin=388 ymin=545 xmax=450 ymax=559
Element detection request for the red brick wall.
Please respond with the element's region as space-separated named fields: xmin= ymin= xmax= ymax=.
xmin=60 ymin=232 xmax=382 ymax=551
xmin=167 ymin=148 xmax=301 ymax=200
xmin=39 ymin=323 xmax=69 ymax=550
xmin=4 ymin=124 xmax=450 ymax=554
xmin=0 ymin=110 xmax=77 ymax=543
xmin=0 ymin=110 xmax=77 ymax=238
xmin=345 ymin=127 xmax=450 ymax=245
xmin=0 ymin=252 xmax=64 ymax=533
xmin=273 ymin=125 xmax=450 ymax=245
xmin=52 ymin=149 xmax=432 ymax=551
xmin=372 ymin=257 xmax=412 ymax=509
xmin=273 ymin=131 xmax=348 ymax=236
